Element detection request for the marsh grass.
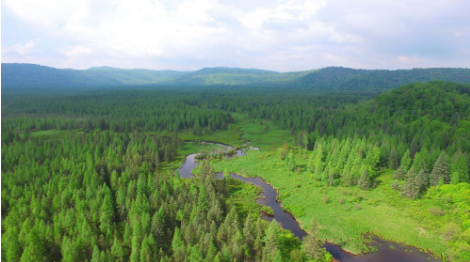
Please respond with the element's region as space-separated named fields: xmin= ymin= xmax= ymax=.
xmin=210 ymin=149 xmax=449 ymax=255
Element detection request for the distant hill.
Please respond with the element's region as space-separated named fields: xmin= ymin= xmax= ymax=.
xmin=2 ymin=63 xmax=470 ymax=91
xmin=1 ymin=63 xmax=188 ymax=88
xmin=292 ymin=67 xmax=470 ymax=91
xmin=168 ymin=67 xmax=310 ymax=86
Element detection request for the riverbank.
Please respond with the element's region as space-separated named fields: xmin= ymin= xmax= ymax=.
xmin=207 ymin=149 xmax=448 ymax=258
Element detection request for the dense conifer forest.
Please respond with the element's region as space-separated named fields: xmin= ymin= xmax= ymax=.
xmin=2 ymin=79 xmax=470 ymax=261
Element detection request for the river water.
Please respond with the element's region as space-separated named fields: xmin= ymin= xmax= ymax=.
xmin=178 ymin=142 xmax=441 ymax=262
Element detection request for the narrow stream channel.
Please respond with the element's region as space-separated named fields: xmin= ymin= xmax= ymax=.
xmin=178 ymin=142 xmax=441 ymax=262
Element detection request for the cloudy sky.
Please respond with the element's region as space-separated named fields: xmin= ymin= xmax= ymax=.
xmin=2 ymin=0 xmax=469 ymax=71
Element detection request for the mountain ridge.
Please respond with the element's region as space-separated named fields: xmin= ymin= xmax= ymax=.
xmin=2 ymin=63 xmax=470 ymax=91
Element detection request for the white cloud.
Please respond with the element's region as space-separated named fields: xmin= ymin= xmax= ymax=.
xmin=2 ymin=0 xmax=470 ymax=71
xmin=2 ymin=42 xmax=36 ymax=55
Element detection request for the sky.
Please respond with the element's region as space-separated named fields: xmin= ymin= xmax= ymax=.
xmin=2 ymin=0 xmax=470 ymax=72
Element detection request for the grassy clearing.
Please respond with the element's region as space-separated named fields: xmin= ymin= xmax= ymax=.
xmin=209 ymin=149 xmax=449 ymax=256
xmin=179 ymin=142 xmax=226 ymax=156
xmin=177 ymin=113 xmax=292 ymax=150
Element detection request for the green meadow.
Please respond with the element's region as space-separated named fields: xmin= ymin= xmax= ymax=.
xmin=208 ymin=149 xmax=450 ymax=256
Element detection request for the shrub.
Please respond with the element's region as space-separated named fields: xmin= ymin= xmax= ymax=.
xmin=354 ymin=204 xmax=361 ymax=210
xmin=429 ymin=207 xmax=445 ymax=216
xmin=338 ymin=198 xmax=345 ymax=205
xmin=261 ymin=206 xmax=274 ymax=216
xmin=390 ymin=180 xmax=400 ymax=190
xmin=277 ymin=147 xmax=288 ymax=160
xmin=441 ymin=223 xmax=461 ymax=241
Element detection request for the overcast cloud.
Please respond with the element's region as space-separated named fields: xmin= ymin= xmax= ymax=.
xmin=2 ymin=0 xmax=469 ymax=71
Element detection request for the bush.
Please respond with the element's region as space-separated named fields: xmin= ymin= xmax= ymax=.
xmin=429 ymin=207 xmax=445 ymax=216
xmin=277 ymin=147 xmax=288 ymax=160
xmin=390 ymin=180 xmax=400 ymax=190
xmin=442 ymin=223 xmax=461 ymax=241
xmin=354 ymin=204 xmax=361 ymax=210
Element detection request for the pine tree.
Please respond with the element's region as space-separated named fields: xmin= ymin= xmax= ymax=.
xmin=5 ymin=228 xmax=22 ymax=262
xmin=263 ymin=220 xmax=281 ymax=262
xmin=20 ymin=227 xmax=46 ymax=262
xmin=416 ymin=166 xmax=429 ymax=191
xmin=286 ymin=151 xmax=296 ymax=171
xmin=400 ymin=149 xmax=412 ymax=170
xmin=410 ymin=137 xmax=419 ymax=158
xmin=430 ymin=151 xmax=450 ymax=186
xmin=389 ymin=147 xmax=399 ymax=170
xmin=451 ymin=172 xmax=460 ymax=184
xmin=401 ymin=169 xmax=419 ymax=199
xmin=302 ymin=218 xmax=325 ymax=261
xmin=91 ymin=245 xmax=101 ymax=262
xmin=393 ymin=165 xmax=406 ymax=180
xmin=358 ymin=169 xmax=369 ymax=190
xmin=451 ymin=154 xmax=469 ymax=183
xmin=171 ymin=228 xmax=184 ymax=261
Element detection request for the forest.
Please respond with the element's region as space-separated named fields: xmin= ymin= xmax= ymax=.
xmin=1 ymin=80 xmax=470 ymax=261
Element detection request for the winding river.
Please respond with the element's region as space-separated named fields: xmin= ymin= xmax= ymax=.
xmin=178 ymin=142 xmax=441 ymax=262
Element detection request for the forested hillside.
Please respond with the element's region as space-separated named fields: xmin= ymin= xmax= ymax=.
xmin=1 ymin=64 xmax=188 ymax=88
xmin=290 ymin=67 xmax=470 ymax=91
xmin=3 ymin=63 xmax=470 ymax=91
xmin=167 ymin=67 xmax=310 ymax=86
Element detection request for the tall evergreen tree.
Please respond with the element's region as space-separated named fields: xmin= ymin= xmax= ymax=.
xmin=416 ymin=166 xmax=429 ymax=192
xmin=451 ymin=154 xmax=469 ymax=183
xmin=430 ymin=151 xmax=450 ymax=186
xmin=389 ymin=147 xmax=399 ymax=170
xmin=393 ymin=165 xmax=406 ymax=180
xmin=358 ymin=169 xmax=369 ymax=190
xmin=401 ymin=169 xmax=419 ymax=199
xmin=302 ymin=218 xmax=325 ymax=261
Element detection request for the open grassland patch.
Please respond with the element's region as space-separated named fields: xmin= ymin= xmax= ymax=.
xmin=210 ymin=150 xmax=449 ymax=255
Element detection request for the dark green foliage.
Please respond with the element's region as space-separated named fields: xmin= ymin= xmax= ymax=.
xmin=1 ymin=129 xmax=313 ymax=261
xmin=389 ymin=147 xmax=399 ymax=170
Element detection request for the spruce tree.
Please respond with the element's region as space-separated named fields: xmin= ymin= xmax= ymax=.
xmin=358 ymin=169 xmax=369 ymax=190
xmin=416 ymin=166 xmax=429 ymax=191
xmin=430 ymin=151 xmax=450 ymax=186
xmin=263 ymin=220 xmax=281 ymax=262
xmin=451 ymin=154 xmax=469 ymax=183
xmin=393 ymin=165 xmax=406 ymax=180
xmin=302 ymin=218 xmax=325 ymax=261
xmin=401 ymin=169 xmax=419 ymax=199
xmin=400 ymin=149 xmax=412 ymax=170
xmin=389 ymin=147 xmax=399 ymax=170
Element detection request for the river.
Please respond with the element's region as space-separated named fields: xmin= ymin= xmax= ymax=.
xmin=178 ymin=142 xmax=441 ymax=262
